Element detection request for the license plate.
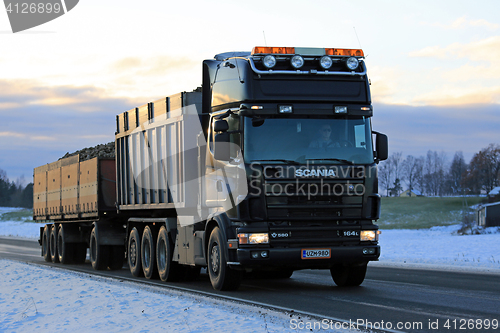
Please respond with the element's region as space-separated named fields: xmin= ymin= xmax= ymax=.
xmin=301 ymin=248 xmax=331 ymax=259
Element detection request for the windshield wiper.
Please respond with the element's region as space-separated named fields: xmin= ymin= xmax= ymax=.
xmin=252 ymin=159 xmax=300 ymax=165
xmin=306 ymin=158 xmax=354 ymax=165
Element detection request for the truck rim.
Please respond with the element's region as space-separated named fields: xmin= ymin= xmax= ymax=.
xmin=130 ymin=240 xmax=137 ymax=266
xmin=211 ymin=243 xmax=220 ymax=274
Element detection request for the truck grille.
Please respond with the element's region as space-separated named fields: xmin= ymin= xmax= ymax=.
xmin=264 ymin=179 xmax=364 ymax=220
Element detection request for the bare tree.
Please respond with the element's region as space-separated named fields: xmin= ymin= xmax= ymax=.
xmin=448 ymin=151 xmax=467 ymax=195
xmin=464 ymin=144 xmax=500 ymax=194
xmin=378 ymin=159 xmax=393 ymax=197
xmin=402 ymin=155 xmax=422 ymax=194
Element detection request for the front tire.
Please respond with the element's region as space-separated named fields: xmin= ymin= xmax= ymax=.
xmin=207 ymin=227 xmax=242 ymax=291
xmin=330 ymin=263 xmax=367 ymax=287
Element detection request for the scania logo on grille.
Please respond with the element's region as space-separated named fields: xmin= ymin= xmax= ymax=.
xmin=295 ymin=168 xmax=336 ymax=177
xmin=271 ymin=232 xmax=291 ymax=238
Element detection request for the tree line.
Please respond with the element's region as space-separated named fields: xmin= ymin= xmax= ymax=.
xmin=379 ymin=143 xmax=500 ymax=197
xmin=0 ymin=169 xmax=33 ymax=208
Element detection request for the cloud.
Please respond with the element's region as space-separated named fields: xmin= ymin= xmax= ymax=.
xmin=421 ymin=16 xmax=499 ymax=31
xmin=0 ymin=79 xmax=143 ymax=111
xmin=372 ymin=103 xmax=500 ymax=162
xmin=110 ymin=55 xmax=198 ymax=77
xmin=0 ymin=79 xmax=147 ymax=180
xmin=405 ymin=36 xmax=500 ymax=106
xmin=409 ymin=36 xmax=500 ymax=61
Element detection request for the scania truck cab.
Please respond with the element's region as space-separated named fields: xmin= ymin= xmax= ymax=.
xmin=201 ymin=46 xmax=388 ymax=289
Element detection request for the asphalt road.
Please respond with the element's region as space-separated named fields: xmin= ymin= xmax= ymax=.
xmin=2 ymin=237 xmax=500 ymax=333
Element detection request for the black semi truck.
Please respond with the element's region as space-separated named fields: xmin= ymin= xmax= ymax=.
xmin=34 ymin=46 xmax=388 ymax=290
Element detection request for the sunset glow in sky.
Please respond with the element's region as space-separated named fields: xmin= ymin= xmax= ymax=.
xmin=1 ymin=0 xmax=499 ymax=181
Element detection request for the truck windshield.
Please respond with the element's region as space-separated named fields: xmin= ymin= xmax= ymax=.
xmin=243 ymin=117 xmax=374 ymax=164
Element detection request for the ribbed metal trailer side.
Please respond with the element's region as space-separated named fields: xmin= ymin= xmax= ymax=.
xmin=115 ymin=90 xmax=202 ymax=214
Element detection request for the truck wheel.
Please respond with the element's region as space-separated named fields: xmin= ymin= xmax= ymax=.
xmin=50 ymin=224 xmax=59 ymax=263
xmin=73 ymin=243 xmax=87 ymax=264
xmin=208 ymin=227 xmax=242 ymax=291
xmin=57 ymin=224 xmax=73 ymax=264
xmin=141 ymin=226 xmax=158 ymax=279
xmin=42 ymin=225 xmax=51 ymax=262
xmin=330 ymin=263 xmax=367 ymax=287
xmin=90 ymin=226 xmax=108 ymax=270
xmin=156 ymin=226 xmax=184 ymax=282
xmin=128 ymin=227 xmax=143 ymax=277
xmin=108 ymin=246 xmax=125 ymax=270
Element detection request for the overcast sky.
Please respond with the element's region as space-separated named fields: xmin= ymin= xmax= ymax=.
xmin=1 ymin=0 xmax=499 ymax=182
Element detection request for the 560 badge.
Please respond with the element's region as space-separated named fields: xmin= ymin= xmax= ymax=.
xmin=3 ymin=0 xmax=79 ymax=33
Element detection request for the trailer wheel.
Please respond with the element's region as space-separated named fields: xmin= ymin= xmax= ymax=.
xmin=42 ymin=225 xmax=51 ymax=262
xmin=90 ymin=226 xmax=108 ymax=270
xmin=128 ymin=227 xmax=143 ymax=277
xmin=57 ymin=224 xmax=73 ymax=264
xmin=208 ymin=227 xmax=242 ymax=291
xmin=50 ymin=224 xmax=59 ymax=263
xmin=141 ymin=226 xmax=158 ymax=279
xmin=156 ymin=226 xmax=184 ymax=282
xmin=330 ymin=263 xmax=367 ymax=287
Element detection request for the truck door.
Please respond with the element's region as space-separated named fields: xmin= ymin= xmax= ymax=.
xmin=205 ymin=116 xmax=221 ymax=208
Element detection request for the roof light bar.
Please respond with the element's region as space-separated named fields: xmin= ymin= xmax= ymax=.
xmin=325 ymin=48 xmax=364 ymax=57
xmin=252 ymin=46 xmax=295 ymax=55
xmin=252 ymin=46 xmax=364 ymax=57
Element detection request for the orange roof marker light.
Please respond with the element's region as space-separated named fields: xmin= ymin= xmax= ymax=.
xmin=252 ymin=46 xmax=364 ymax=57
xmin=325 ymin=48 xmax=364 ymax=57
xmin=252 ymin=47 xmax=295 ymax=55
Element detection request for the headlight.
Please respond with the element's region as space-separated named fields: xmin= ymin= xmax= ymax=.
xmin=319 ymin=56 xmax=333 ymax=69
xmin=238 ymin=233 xmax=269 ymax=244
xmin=290 ymin=55 xmax=304 ymax=69
xmin=346 ymin=57 xmax=359 ymax=70
xmin=360 ymin=230 xmax=377 ymax=241
xmin=262 ymin=55 xmax=276 ymax=69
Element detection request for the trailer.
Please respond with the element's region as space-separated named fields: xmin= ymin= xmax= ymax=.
xmin=36 ymin=46 xmax=388 ymax=290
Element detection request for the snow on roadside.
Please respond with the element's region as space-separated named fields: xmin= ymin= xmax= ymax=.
xmin=0 ymin=260 xmax=345 ymax=333
xmin=373 ymin=225 xmax=500 ymax=273
xmin=2 ymin=207 xmax=499 ymax=273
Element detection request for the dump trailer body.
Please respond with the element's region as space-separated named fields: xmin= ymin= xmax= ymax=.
xmin=33 ymin=156 xmax=116 ymax=221
xmin=115 ymin=90 xmax=204 ymax=219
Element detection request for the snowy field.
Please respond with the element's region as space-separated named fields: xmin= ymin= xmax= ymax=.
xmin=1 ymin=207 xmax=500 ymax=332
xmin=0 ymin=260 xmax=306 ymax=333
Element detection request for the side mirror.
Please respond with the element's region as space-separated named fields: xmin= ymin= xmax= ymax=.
xmin=252 ymin=118 xmax=265 ymax=127
xmin=214 ymin=132 xmax=230 ymax=161
xmin=375 ymin=132 xmax=388 ymax=161
xmin=214 ymin=119 xmax=229 ymax=132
